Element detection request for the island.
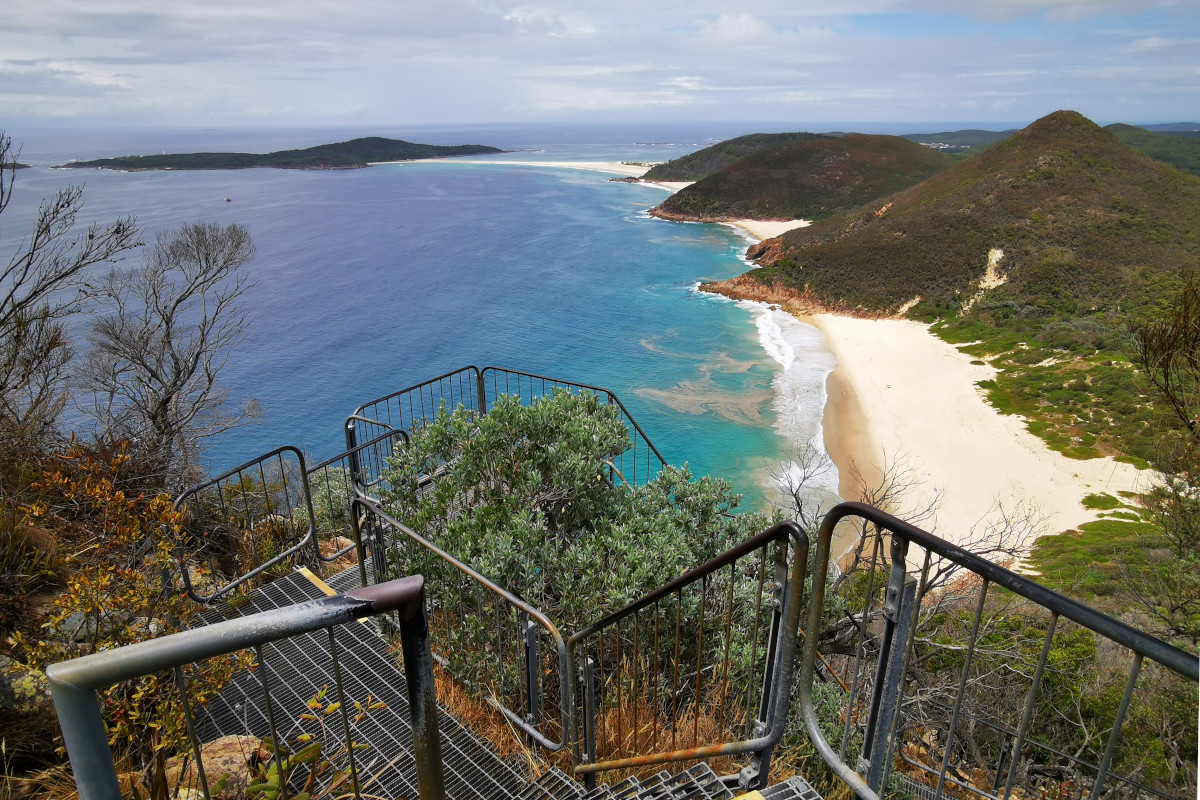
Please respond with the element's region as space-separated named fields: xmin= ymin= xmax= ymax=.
xmin=56 ymin=136 xmax=504 ymax=171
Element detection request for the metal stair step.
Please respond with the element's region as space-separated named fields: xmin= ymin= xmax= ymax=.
xmin=522 ymin=768 xmax=587 ymax=800
xmin=759 ymin=775 xmax=824 ymax=800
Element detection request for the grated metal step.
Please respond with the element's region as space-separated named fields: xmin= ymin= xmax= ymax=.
xmin=191 ymin=569 xmax=527 ymax=800
xmin=522 ymin=768 xmax=586 ymax=800
xmin=759 ymin=775 xmax=824 ymax=800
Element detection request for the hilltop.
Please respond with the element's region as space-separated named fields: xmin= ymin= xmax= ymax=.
xmin=58 ymin=137 xmax=504 ymax=171
xmin=650 ymin=134 xmax=954 ymax=223
xmin=739 ymin=111 xmax=1200 ymax=317
xmin=641 ymin=132 xmax=831 ymax=182
xmin=710 ymin=111 xmax=1200 ymax=462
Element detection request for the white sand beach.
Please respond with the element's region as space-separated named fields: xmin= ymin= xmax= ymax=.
xmin=811 ymin=315 xmax=1148 ymax=550
xmin=726 ymin=219 xmax=810 ymax=240
xmin=397 ymin=158 xmax=654 ymax=177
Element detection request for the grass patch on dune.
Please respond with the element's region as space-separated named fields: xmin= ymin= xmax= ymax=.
xmin=1027 ymin=517 xmax=1160 ymax=606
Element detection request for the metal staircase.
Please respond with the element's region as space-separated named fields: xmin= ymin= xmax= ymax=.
xmin=45 ymin=367 xmax=1199 ymax=800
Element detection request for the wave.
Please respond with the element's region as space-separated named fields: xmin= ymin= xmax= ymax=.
xmin=736 ymin=300 xmax=843 ymax=508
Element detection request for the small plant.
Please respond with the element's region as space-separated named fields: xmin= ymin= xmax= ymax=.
xmin=245 ymin=688 xmax=388 ymax=800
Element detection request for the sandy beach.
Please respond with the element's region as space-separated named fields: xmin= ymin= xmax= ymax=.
xmin=811 ymin=315 xmax=1148 ymax=549
xmin=423 ymin=154 xmax=1138 ymax=550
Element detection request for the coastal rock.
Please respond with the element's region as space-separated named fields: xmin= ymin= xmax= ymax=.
xmin=164 ymin=735 xmax=267 ymax=799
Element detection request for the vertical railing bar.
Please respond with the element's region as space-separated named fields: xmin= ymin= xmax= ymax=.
xmin=1087 ymin=653 xmax=1144 ymax=800
xmin=1003 ymin=612 xmax=1059 ymax=800
xmin=633 ymin=610 xmax=640 ymax=755
xmin=672 ymin=588 xmax=682 ymax=752
xmin=254 ymin=643 xmax=289 ymax=800
xmin=173 ymin=664 xmax=213 ymax=800
xmin=326 ymin=626 xmax=363 ymax=800
xmin=718 ymin=561 xmax=736 ymax=732
xmin=934 ymin=578 xmax=991 ymax=800
xmin=653 ymin=598 xmax=661 ymax=752
xmin=616 ymin=619 xmax=624 ymax=755
xmin=839 ymin=530 xmax=884 ymax=762
xmin=879 ymin=548 xmax=931 ymax=793
xmin=694 ymin=574 xmax=706 ymax=747
xmin=747 ymin=546 xmax=767 ymax=740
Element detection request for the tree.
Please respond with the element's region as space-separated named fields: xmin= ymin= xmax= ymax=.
xmin=81 ymin=222 xmax=259 ymax=487
xmin=1130 ymin=276 xmax=1200 ymax=646
xmin=0 ymin=132 xmax=141 ymax=432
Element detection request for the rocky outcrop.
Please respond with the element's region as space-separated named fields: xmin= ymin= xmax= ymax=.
xmin=700 ymin=273 xmax=883 ymax=319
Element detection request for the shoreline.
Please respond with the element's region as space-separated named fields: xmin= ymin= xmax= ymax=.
xmin=810 ymin=314 xmax=1148 ymax=549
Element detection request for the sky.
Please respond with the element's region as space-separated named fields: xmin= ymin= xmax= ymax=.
xmin=2 ymin=0 xmax=1198 ymax=129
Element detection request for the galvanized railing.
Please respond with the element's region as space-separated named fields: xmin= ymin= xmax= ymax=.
xmin=48 ymin=575 xmax=446 ymax=800
xmin=172 ymin=446 xmax=321 ymax=603
xmin=567 ymin=521 xmax=807 ymax=791
xmin=170 ymin=430 xmax=407 ymax=602
xmin=799 ymin=502 xmax=1200 ymax=800
xmin=353 ymin=495 xmax=573 ymax=751
xmin=349 ymin=366 xmax=668 ymax=488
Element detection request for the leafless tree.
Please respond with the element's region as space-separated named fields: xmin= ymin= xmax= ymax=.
xmin=0 ymin=132 xmax=141 ymax=432
xmin=81 ymin=222 xmax=260 ymax=486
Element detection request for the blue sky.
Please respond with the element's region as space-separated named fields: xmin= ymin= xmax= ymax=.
xmin=2 ymin=0 xmax=1197 ymax=128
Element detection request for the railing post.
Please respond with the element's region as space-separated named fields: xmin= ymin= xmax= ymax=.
xmin=398 ymin=581 xmax=447 ymax=800
xmin=583 ymin=656 xmax=598 ymax=791
xmin=48 ymin=681 xmax=123 ymax=800
xmin=524 ymin=617 xmax=541 ymax=745
xmin=862 ymin=535 xmax=916 ymax=795
xmin=475 ymin=370 xmax=488 ymax=415
xmin=742 ymin=539 xmax=790 ymax=791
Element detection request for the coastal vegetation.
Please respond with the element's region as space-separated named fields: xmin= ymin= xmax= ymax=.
xmin=641 ymin=132 xmax=830 ymax=182
xmin=651 ymin=134 xmax=953 ymax=223
xmin=1105 ymin=123 xmax=1200 ymax=176
xmin=725 ymin=111 xmax=1200 ymax=464
xmin=59 ymin=136 xmax=503 ymax=171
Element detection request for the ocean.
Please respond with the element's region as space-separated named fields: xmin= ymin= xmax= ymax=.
xmin=2 ymin=122 xmax=841 ymax=512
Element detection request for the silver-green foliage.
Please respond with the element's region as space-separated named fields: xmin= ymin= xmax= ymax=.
xmin=381 ymin=389 xmax=774 ymax=630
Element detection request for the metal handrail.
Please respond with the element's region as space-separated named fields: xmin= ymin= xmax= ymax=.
xmin=566 ymin=521 xmax=808 ymax=790
xmin=478 ymin=366 xmax=670 ymax=478
xmin=172 ymin=446 xmax=320 ymax=604
xmin=48 ymin=575 xmax=446 ymax=800
xmin=799 ymin=501 xmax=1200 ymax=800
xmin=351 ymin=495 xmax=573 ymax=751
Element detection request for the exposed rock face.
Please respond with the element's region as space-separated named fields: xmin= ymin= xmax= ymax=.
xmin=699 ymin=273 xmax=881 ymax=318
xmin=164 ymin=735 xmax=267 ymax=799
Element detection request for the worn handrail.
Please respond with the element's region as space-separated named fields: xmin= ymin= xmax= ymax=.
xmin=800 ymin=502 xmax=1200 ymax=800
xmin=48 ymin=575 xmax=446 ymax=800
xmin=351 ymin=495 xmax=573 ymax=751
xmin=566 ymin=521 xmax=807 ymax=790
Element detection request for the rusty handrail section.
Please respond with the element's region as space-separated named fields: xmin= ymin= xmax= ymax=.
xmin=799 ymin=501 xmax=1200 ymax=800
xmin=48 ymin=575 xmax=446 ymax=800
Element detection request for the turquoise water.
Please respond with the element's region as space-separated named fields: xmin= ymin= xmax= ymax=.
xmin=2 ymin=124 xmax=840 ymax=510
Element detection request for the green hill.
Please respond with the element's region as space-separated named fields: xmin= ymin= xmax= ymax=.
xmin=59 ymin=137 xmax=503 ymax=170
xmin=730 ymin=110 xmax=1200 ymax=462
xmin=641 ymin=132 xmax=831 ymax=182
xmin=1106 ymin=123 xmax=1200 ymax=176
xmin=650 ymin=134 xmax=954 ymax=222
xmin=749 ymin=111 xmax=1200 ymax=316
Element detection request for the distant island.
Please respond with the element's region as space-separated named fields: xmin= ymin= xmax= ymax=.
xmin=57 ymin=136 xmax=504 ymax=171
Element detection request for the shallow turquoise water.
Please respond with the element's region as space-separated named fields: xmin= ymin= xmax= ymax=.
xmin=2 ymin=124 xmax=838 ymax=509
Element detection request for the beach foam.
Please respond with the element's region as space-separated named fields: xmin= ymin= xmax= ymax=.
xmin=737 ymin=300 xmax=842 ymax=512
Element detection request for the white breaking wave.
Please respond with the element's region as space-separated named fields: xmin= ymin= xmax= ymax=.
xmin=736 ymin=300 xmax=843 ymax=509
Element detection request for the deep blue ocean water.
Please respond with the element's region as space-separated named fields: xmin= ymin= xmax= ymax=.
xmin=2 ymin=123 xmax=843 ymax=511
